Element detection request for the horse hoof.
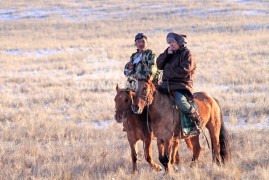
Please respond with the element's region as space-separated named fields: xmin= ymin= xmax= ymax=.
xmin=155 ymin=164 xmax=162 ymax=171
xmin=163 ymin=170 xmax=169 ymax=175
xmin=190 ymin=161 xmax=198 ymax=168
xmin=172 ymin=165 xmax=179 ymax=172
xmin=173 ymin=158 xmax=182 ymax=165
xmin=132 ymin=170 xmax=138 ymax=175
xmin=158 ymin=168 xmax=165 ymax=175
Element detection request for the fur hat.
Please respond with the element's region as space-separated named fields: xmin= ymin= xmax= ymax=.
xmin=166 ymin=32 xmax=187 ymax=45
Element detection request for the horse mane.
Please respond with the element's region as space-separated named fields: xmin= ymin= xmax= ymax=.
xmin=146 ymin=81 xmax=175 ymax=117
xmin=117 ymin=88 xmax=130 ymax=92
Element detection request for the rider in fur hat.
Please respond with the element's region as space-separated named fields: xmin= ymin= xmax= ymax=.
xmin=157 ymin=32 xmax=202 ymax=136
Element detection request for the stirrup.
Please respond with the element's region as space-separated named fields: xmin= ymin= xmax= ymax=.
xmin=183 ymin=127 xmax=200 ymax=137
xmin=187 ymin=106 xmax=203 ymax=127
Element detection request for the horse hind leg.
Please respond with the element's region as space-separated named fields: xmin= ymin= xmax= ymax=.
xmin=206 ymin=99 xmax=231 ymax=165
xmin=184 ymin=138 xmax=194 ymax=158
xmin=206 ymin=122 xmax=222 ymax=165
xmin=188 ymin=135 xmax=202 ymax=167
xmin=143 ymin=138 xmax=162 ymax=171
xmin=127 ymin=134 xmax=138 ymax=174
xmin=171 ymin=139 xmax=180 ymax=165
xmin=171 ymin=138 xmax=195 ymax=166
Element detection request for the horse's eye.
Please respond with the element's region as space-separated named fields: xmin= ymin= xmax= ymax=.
xmin=125 ymin=98 xmax=128 ymax=103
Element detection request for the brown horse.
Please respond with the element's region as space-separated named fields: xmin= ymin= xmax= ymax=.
xmin=131 ymin=78 xmax=231 ymax=172
xmin=114 ymin=85 xmax=162 ymax=174
xmin=114 ymin=85 xmax=196 ymax=173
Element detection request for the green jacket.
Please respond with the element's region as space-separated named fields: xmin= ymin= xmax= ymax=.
xmin=124 ymin=49 xmax=158 ymax=80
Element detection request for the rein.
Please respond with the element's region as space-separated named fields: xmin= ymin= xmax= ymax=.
xmin=146 ymin=97 xmax=151 ymax=136
xmin=134 ymin=86 xmax=156 ymax=136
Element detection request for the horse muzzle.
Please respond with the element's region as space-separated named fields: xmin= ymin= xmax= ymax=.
xmin=131 ymin=104 xmax=143 ymax=114
xmin=114 ymin=114 xmax=124 ymax=123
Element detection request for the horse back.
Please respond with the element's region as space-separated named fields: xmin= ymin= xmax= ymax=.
xmin=193 ymin=91 xmax=221 ymax=126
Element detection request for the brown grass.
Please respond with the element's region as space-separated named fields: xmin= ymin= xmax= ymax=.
xmin=0 ymin=0 xmax=268 ymax=178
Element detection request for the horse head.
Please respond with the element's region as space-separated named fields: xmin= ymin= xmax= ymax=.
xmin=114 ymin=84 xmax=134 ymax=123
xmin=131 ymin=75 xmax=156 ymax=114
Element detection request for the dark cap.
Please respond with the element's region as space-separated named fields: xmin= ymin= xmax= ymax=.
xmin=135 ymin=33 xmax=147 ymax=41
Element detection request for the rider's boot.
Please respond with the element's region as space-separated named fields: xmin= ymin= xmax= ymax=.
xmin=184 ymin=106 xmax=203 ymax=136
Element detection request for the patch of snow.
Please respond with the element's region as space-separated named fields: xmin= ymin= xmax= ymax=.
xmin=215 ymin=84 xmax=231 ymax=90
xmin=188 ymin=8 xmax=268 ymax=17
xmin=91 ymin=120 xmax=113 ymax=129
xmin=0 ymin=6 xmax=130 ymax=21
xmin=242 ymin=10 xmax=268 ymax=15
xmin=0 ymin=3 xmax=268 ymax=22
xmin=228 ymin=0 xmax=264 ymax=4
xmin=1 ymin=47 xmax=85 ymax=57
xmin=242 ymin=24 xmax=269 ymax=30
xmin=228 ymin=122 xmax=269 ymax=130
xmin=73 ymin=120 xmax=113 ymax=129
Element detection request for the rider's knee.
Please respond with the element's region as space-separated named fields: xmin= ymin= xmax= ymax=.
xmin=174 ymin=92 xmax=190 ymax=112
xmin=175 ymin=92 xmax=186 ymax=104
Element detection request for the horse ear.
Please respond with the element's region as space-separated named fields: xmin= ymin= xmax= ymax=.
xmin=146 ymin=74 xmax=151 ymax=82
xmin=116 ymin=84 xmax=119 ymax=92
xmin=129 ymin=91 xmax=135 ymax=97
xmin=129 ymin=91 xmax=135 ymax=103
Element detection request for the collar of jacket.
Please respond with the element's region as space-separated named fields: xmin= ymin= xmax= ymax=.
xmin=174 ymin=46 xmax=186 ymax=54
xmin=136 ymin=49 xmax=149 ymax=53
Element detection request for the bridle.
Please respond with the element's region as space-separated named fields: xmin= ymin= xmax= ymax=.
xmin=115 ymin=108 xmax=130 ymax=119
xmin=133 ymin=80 xmax=156 ymax=134
xmin=134 ymin=91 xmax=154 ymax=105
xmin=133 ymin=79 xmax=156 ymax=106
xmin=115 ymin=90 xmax=132 ymax=121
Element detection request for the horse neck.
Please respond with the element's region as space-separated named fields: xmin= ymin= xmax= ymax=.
xmin=126 ymin=105 xmax=141 ymax=125
xmin=149 ymin=92 xmax=167 ymax=117
xmin=149 ymin=92 xmax=178 ymax=135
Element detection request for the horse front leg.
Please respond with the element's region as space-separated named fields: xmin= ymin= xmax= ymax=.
xmin=189 ymin=135 xmax=202 ymax=167
xmin=158 ymin=138 xmax=173 ymax=173
xmin=157 ymin=139 xmax=165 ymax=169
xmin=127 ymin=133 xmax=138 ymax=174
xmin=144 ymin=137 xmax=162 ymax=171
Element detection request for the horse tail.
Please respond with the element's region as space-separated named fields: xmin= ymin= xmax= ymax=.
xmin=213 ymin=98 xmax=231 ymax=164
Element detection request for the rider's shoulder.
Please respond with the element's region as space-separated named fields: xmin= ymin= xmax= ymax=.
xmin=144 ymin=49 xmax=153 ymax=54
xmin=130 ymin=51 xmax=139 ymax=59
xmin=179 ymin=47 xmax=192 ymax=58
xmin=183 ymin=47 xmax=191 ymax=54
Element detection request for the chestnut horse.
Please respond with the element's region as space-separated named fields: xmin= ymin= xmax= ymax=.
xmin=131 ymin=78 xmax=231 ymax=172
xmin=114 ymin=85 xmax=196 ymax=174
xmin=114 ymin=85 xmax=162 ymax=174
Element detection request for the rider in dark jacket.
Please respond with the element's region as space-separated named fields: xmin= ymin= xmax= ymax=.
xmin=157 ymin=32 xmax=202 ymax=135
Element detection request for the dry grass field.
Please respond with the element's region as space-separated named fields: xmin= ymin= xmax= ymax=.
xmin=0 ymin=0 xmax=268 ymax=179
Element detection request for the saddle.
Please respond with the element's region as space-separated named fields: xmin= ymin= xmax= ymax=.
xmin=157 ymin=85 xmax=199 ymax=137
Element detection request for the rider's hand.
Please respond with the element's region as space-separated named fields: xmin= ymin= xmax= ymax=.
xmin=167 ymin=46 xmax=173 ymax=54
xmin=128 ymin=61 xmax=134 ymax=69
